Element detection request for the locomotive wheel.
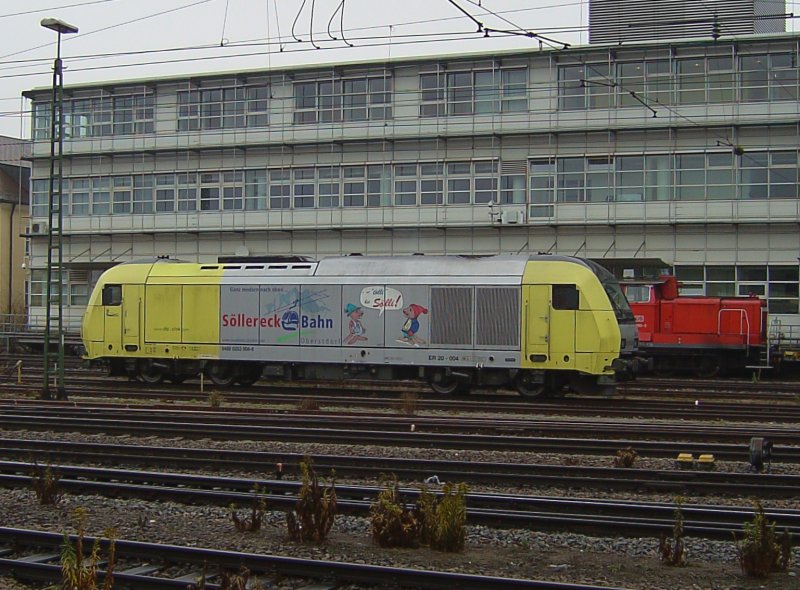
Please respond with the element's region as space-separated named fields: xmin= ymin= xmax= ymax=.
xmin=694 ymin=357 xmax=722 ymax=379
xmin=206 ymin=362 xmax=237 ymax=386
xmin=138 ymin=362 xmax=164 ymax=385
xmin=428 ymin=373 xmax=468 ymax=395
xmin=236 ymin=364 xmax=262 ymax=387
xmin=514 ymin=371 xmax=548 ymax=398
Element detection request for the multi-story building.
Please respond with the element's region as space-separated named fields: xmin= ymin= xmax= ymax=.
xmin=22 ymin=31 xmax=800 ymax=331
xmin=0 ymin=136 xmax=29 ymax=317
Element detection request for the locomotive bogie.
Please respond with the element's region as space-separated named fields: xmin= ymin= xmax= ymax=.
xmin=81 ymin=254 xmax=631 ymax=397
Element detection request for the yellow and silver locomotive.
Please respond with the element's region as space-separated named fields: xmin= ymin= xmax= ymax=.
xmin=81 ymin=253 xmax=635 ymax=398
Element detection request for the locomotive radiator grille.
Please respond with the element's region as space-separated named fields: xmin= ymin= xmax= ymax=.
xmin=476 ymin=287 xmax=519 ymax=348
xmin=430 ymin=287 xmax=473 ymax=346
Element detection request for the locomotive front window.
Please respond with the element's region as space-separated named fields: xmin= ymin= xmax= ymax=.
xmin=624 ymin=285 xmax=651 ymax=303
xmin=102 ymin=284 xmax=122 ymax=306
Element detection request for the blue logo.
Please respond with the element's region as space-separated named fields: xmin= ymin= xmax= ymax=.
xmin=281 ymin=310 xmax=299 ymax=331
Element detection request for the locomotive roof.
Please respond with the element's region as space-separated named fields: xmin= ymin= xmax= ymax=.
xmin=314 ymin=254 xmax=588 ymax=277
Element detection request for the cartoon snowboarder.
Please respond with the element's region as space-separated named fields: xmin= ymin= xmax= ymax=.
xmin=344 ymin=303 xmax=368 ymax=345
xmin=398 ymin=303 xmax=428 ymax=346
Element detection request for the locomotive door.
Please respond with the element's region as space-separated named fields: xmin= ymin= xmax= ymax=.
xmin=524 ymin=285 xmax=550 ymax=359
xmin=121 ymin=284 xmax=141 ymax=351
xmin=101 ymin=283 xmax=123 ymax=352
xmin=549 ymin=284 xmax=577 ymax=369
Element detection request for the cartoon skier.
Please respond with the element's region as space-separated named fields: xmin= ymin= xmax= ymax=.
xmin=398 ymin=303 xmax=428 ymax=346
xmin=344 ymin=303 xmax=368 ymax=345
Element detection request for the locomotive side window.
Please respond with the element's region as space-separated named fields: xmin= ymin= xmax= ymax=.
xmin=102 ymin=284 xmax=122 ymax=306
xmin=552 ymin=284 xmax=579 ymax=310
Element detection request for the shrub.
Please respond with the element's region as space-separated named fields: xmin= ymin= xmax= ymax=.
xmin=370 ymin=476 xmax=420 ymax=548
xmin=60 ymin=507 xmax=117 ymax=590
xmin=230 ymin=486 xmax=267 ymax=532
xmin=416 ymin=483 xmax=468 ymax=552
xmin=735 ymin=500 xmax=792 ymax=578
xmin=659 ymin=496 xmax=687 ymax=567
xmin=218 ymin=566 xmax=264 ymax=590
xmin=31 ymin=462 xmax=62 ymax=505
xmin=208 ymin=390 xmax=224 ymax=408
xmin=613 ymin=447 xmax=638 ymax=468
xmin=286 ymin=457 xmax=337 ymax=543
xmin=298 ymin=397 xmax=320 ymax=412
xmin=400 ymin=392 xmax=418 ymax=416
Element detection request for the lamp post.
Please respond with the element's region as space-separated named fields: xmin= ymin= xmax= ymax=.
xmin=41 ymin=17 xmax=78 ymax=400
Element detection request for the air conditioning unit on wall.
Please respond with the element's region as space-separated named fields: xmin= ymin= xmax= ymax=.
xmin=29 ymin=222 xmax=48 ymax=235
xmin=499 ymin=210 xmax=525 ymax=225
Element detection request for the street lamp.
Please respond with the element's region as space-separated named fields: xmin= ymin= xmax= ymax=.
xmin=40 ymin=17 xmax=78 ymax=400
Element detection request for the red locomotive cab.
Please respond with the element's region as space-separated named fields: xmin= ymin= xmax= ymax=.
xmin=621 ymin=275 xmax=768 ymax=377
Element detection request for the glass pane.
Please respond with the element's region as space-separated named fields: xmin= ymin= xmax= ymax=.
xmin=737 ymin=266 xmax=767 ymax=281
xmin=770 ymin=266 xmax=799 ymax=281
xmin=674 ymin=265 xmax=704 ymax=281
xmin=706 ymin=266 xmax=734 ymax=281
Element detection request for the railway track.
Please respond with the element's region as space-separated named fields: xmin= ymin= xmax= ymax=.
xmin=1 ymin=461 xmax=796 ymax=542
xmin=4 ymin=352 xmax=800 ymax=405
xmin=3 ymin=386 xmax=799 ymax=424
xmin=1 ymin=438 xmax=795 ymax=498
xmin=0 ymin=527 xmax=617 ymax=590
xmin=0 ymin=404 xmax=795 ymax=462
xmin=0 ymin=402 xmax=797 ymax=443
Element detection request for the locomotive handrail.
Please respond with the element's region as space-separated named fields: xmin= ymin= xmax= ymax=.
xmin=717 ymin=308 xmax=750 ymax=349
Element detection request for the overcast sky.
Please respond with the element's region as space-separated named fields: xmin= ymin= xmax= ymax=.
xmin=1 ymin=0 xmax=796 ymax=139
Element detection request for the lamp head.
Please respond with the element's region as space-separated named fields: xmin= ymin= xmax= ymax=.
xmin=40 ymin=18 xmax=79 ymax=35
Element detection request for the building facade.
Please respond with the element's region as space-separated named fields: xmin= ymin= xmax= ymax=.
xmin=23 ymin=32 xmax=800 ymax=331
xmin=0 ymin=136 xmax=29 ymax=317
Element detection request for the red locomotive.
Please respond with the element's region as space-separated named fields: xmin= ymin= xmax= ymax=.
xmin=621 ymin=276 xmax=769 ymax=377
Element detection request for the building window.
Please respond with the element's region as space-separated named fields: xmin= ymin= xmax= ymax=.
xmin=133 ymin=175 xmax=154 ymax=214
xmin=741 ymin=53 xmax=799 ymax=102
xmin=269 ymin=169 xmax=291 ymax=209
xmin=367 ymin=165 xmax=391 ymax=207
xmin=558 ymin=63 xmax=613 ymax=110
xmin=343 ymin=166 xmax=365 ymax=207
xmin=199 ymin=173 xmax=220 ymax=211
xmin=222 ymin=171 xmax=244 ymax=210
xmin=446 ymin=162 xmax=471 ymax=204
xmin=177 ymin=174 xmax=198 ymax=211
xmin=740 ymin=151 xmax=798 ymax=200
xmin=293 ymin=75 xmax=392 ymax=124
xmin=420 ymin=163 xmax=444 ymax=205
xmin=33 ymin=91 xmax=155 ymax=140
xmin=112 ymin=177 xmax=132 ymax=214
xmin=155 ymin=174 xmax=176 ymax=213
xmin=92 ymin=178 xmax=110 ymax=215
xmin=70 ymin=179 xmax=89 ymax=216
xmin=318 ymin=166 xmax=340 ymax=209
xmin=617 ymin=60 xmax=672 ymax=107
xmin=244 ymin=170 xmax=267 ymax=211
xmin=676 ymin=265 xmax=798 ymax=314
xmin=178 ymin=83 xmax=269 ymax=131
xmin=30 ymin=179 xmax=49 ymax=217
xmin=420 ymin=68 xmax=527 ymax=117
xmin=293 ymin=168 xmax=316 ymax=208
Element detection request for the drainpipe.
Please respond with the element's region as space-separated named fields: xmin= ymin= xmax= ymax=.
xmin=0 ymin=196 xmax=15 ymax=315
